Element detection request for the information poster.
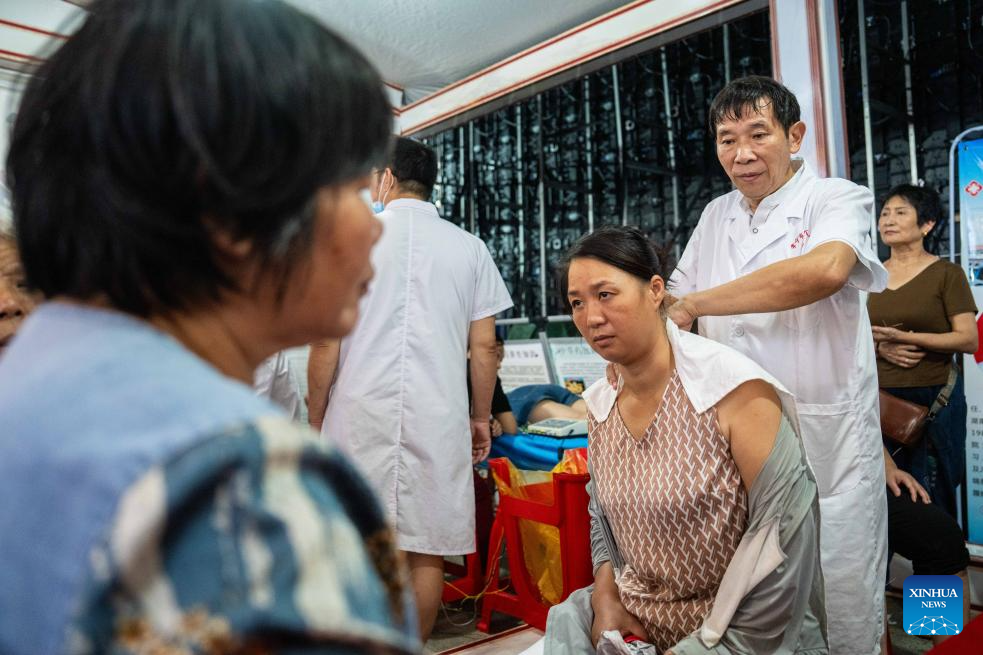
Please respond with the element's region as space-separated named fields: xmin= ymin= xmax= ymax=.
xmin=958 ymin=139 xmax=983 ymax=283
xmin=965 ymin=290 xmax=983 ymax=546
xmin=548 ymin=337 xmax=608 ymax=394
xmin=958 ymin=138 xmax=983 ymax=545
xmin=499 ymin=340 xmax=553 ymax=393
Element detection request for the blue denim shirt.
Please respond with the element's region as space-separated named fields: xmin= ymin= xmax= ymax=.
xmin=0 ymin=303 xmax=417 ymax=654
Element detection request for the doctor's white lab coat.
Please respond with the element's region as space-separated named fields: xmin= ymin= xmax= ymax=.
xmin=670 ymin=160 xmax=888 ymax=655
xmin=254 ymin=351 xmax=303 ymax=422
xmin=322 ymin=199 xmax=513 ymax=555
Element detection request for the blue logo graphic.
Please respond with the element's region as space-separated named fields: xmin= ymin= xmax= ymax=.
xmin=903 ymin=575 xmax=963 ymax=636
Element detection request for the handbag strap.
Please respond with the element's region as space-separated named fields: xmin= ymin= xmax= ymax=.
xmin=927 ymin=357 xmax=960 ymax=421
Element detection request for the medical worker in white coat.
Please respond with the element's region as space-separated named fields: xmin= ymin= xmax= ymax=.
xmin=307 ymin=137 xmax=513 ymax=643
xmin=253 ymin=351 xmax=303 ymax=421
xmin=666 ymin=77 xmax=888 ymax=654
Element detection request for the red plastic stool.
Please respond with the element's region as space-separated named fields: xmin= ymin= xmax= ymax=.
xmin=443 ymin=468 xmax=496 ymax=602
xmin=443 ymin=551 xmax=485 ymax=602
xmin=476 ymin=457 xmax=592 ymax=632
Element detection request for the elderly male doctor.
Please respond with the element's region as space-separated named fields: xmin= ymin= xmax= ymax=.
xmin=666 ymin=76 xmax=888 ymax=654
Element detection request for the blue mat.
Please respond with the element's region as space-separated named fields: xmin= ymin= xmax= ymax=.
xmin=488 ymin=432 xmax=588 ymax=471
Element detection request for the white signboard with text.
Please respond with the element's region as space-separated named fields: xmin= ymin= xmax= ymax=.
xmin=548 ymin=337 xmax=608 ymax=395
xmin=499 ymin=340 xmax=553 ymax=393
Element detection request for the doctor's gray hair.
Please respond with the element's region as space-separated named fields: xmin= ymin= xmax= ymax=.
xmin=558 ymin=225 xmax=674 ymax=307
xmin=708 ymin=75 xmax=801 ymax=136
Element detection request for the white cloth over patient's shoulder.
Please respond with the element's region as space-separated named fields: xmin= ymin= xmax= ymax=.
xmin=582 ymin=318 xmax=800 ymax=435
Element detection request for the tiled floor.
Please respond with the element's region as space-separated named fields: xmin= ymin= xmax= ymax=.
xmin=426 ymin=599 xmax=523 ymax=653
xmin=427 ymin=595 xmax=962 ymax=655
xmin=430 ymin=625 xmax=543 ymax=655
xmin=885 ymin=595 xmax=935 ymax=655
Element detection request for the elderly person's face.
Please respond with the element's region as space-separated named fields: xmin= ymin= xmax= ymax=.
xmin=878 ymin=195 xmax=933 ymax=247
xmin=247 ymin=175 xmax=382 ymax=344
xmin=299 ymin=176 xmax=383 ymax=338
xmin=0 ymin=238 xmax=39 ymax=354
xmin=715 ymin=101 xmax=805 ymax=208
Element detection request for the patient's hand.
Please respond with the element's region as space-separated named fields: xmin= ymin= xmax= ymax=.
xmin=590 ymin=592 xmax=650 ymax=647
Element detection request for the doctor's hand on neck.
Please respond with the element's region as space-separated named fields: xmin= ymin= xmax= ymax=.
xmin=669 ymin=241 xmax=858 ymax=320
xmin=666 ymin=296 xmax=697 ymax=331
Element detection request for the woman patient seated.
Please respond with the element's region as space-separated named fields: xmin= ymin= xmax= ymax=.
xmin=545 ymin=227 xmax=827 ymax=655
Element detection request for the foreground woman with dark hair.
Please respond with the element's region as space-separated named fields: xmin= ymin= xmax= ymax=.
xmin=544 ymin=226 xmax=826 ymax=654
xmin=0 ymin=1 xmax=417 ymax=653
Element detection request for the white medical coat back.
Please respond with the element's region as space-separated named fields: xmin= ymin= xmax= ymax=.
xmin=253 ymin=352 xmax=302 ymax=422
xmin=670 ymin=160 xmax=889 ymax=654
xmin=322 ymin=199 xmax=512 ymax=555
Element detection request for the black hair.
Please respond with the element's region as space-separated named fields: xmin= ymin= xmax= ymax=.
xmin=559 ymin=226 xmax=674 ymax=307
xmin=707 ymin=75 xmax=801 ymax=136
xmin=882 ymin=184 xmax=943 ymax=229
xmin=389 ymin=137 xmax=438 ymax=200
xmin=7 ymin=0 xmax=392 ymax=317
xmin=882 ymin=184 xmax=944 ymax=253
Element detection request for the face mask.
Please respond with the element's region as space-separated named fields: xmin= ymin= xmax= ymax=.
xmin=374 ymin=170 xmax=392 ymax=213
xmin=358 ymin=188 xmax=375 ymax=211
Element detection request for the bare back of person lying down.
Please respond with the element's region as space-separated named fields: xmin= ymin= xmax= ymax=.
xmin=507 ymin=383 xmax=588 ymax=426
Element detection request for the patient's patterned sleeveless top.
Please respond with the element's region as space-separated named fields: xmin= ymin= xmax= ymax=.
xmin=589 ymin=369 xmax=748 ymax=652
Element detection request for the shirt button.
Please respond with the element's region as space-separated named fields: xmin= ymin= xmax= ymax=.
xmin=733 ymin=326 xmax=745 ymax=337
xmin=752 ymin=227 xmax=759 ymax=234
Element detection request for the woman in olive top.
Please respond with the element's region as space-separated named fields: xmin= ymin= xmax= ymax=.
xmin=868 ymin=184 xmax=979 ymax=517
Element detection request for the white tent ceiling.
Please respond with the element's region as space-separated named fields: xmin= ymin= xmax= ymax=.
xmin=3 ymin=0 xmax=636 ymax=105
xmin=285 ymin=0 xmax=632 ymax=103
